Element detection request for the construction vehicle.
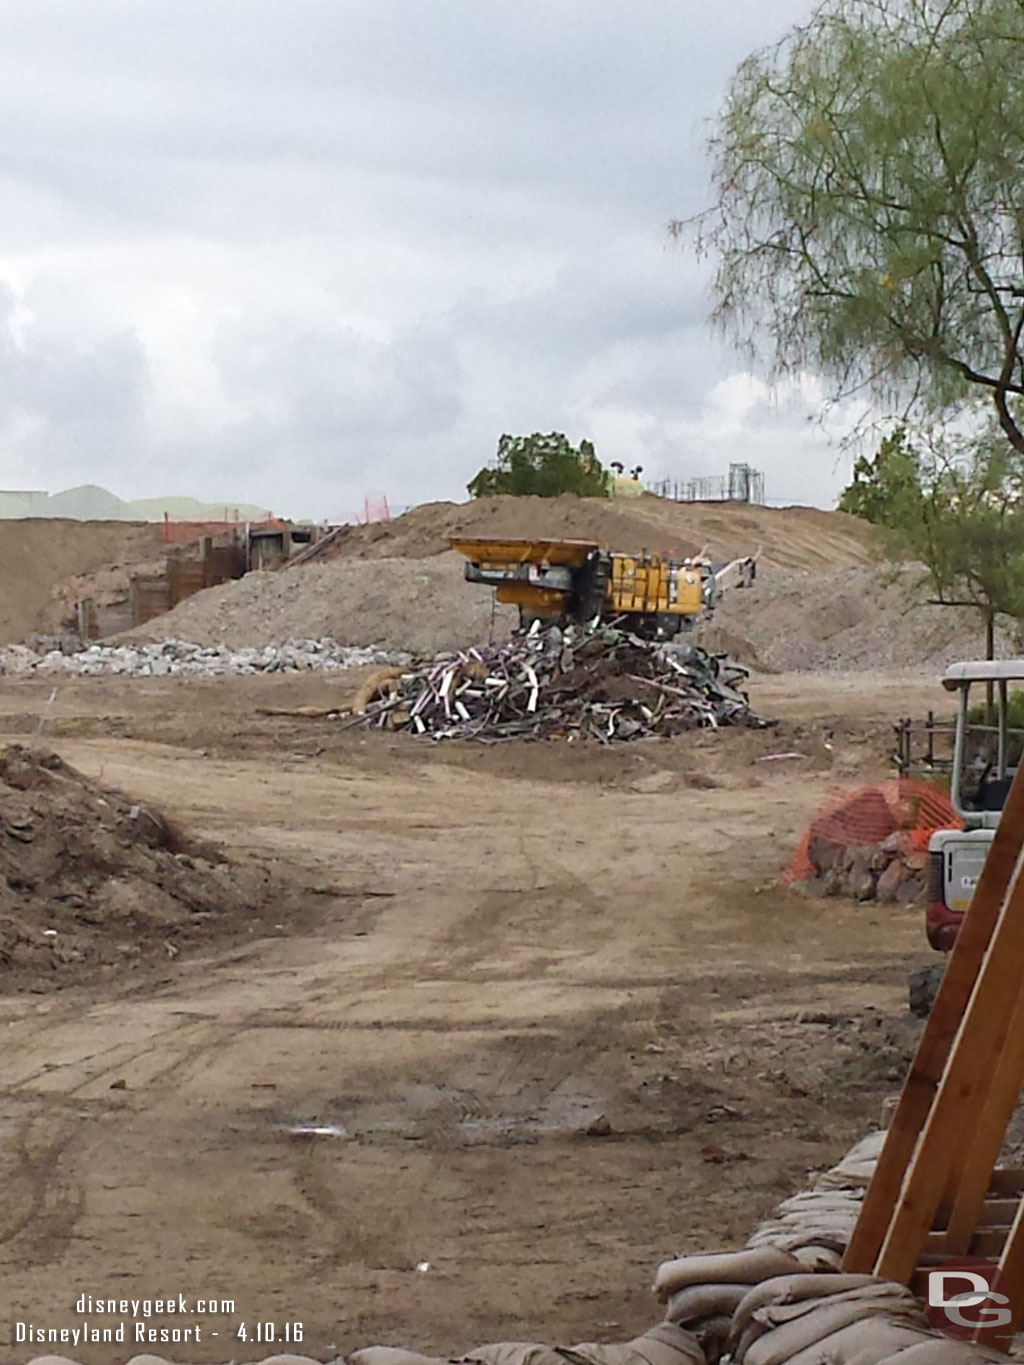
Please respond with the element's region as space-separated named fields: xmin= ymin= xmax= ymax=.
xmin=450 ymin=536 xmax=757 ymax=637
xmin=910 ymin=659 xmax=1024 ymax=1014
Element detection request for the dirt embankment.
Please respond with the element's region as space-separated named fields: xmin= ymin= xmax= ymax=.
xmin=53 ymin=496 xmax=1001 ymax=671
xmin=122 ymin=497 xmax=880 ymax=657
xmin=0 ymin=518 xmax=165 ymax=643
xmin=322 ymin=494 xmax=877 ymax=570
xmin=124 ymin=554 xmax=1005 ymax=674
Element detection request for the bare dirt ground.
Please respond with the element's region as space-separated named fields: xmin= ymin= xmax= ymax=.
xmin=0 ymin=667 xmax=947 ymax=1364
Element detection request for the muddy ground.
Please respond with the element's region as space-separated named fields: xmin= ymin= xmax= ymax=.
xmin=0 ymin=668 xmax=947 ymax=1364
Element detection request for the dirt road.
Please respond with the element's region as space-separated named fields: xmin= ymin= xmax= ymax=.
xmin=0 ymin=670 xmax=942 ymax=1363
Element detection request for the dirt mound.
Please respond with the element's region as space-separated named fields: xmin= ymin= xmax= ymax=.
xmin=119 ymin=499 xmax=877 ymax=657
xmin=0 ymin=744 xmax=302 ymax=991
xmin=324 ymin=495 xmax=876 ymax=570
xmin=705 ymin=564 xmax=1018 ymax=671
xmin=124 ymin=553 xmax=1005 ymax=671
xmin=0 ymin=518 xmax=166 ymax=643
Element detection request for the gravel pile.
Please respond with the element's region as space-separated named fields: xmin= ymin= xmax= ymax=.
xmin=135 ymin=558 xmax=1020 ymax=673
xmin=706 ymin=563 xmax=1022 ymax=672
xmin=120 ymin=551 xmax=519 ymax=654
xmin=0 ymin=638 xmax=408 ymax=678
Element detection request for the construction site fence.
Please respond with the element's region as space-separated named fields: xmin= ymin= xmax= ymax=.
xmin=647 ymin=464 xmax=765 ymax=505
xmin=783 ymin=778 xmax=959 ymax=884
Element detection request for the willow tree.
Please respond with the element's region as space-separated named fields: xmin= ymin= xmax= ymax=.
xmin=840 ymin=425 xmax=1024 ymax=658
xmin=688 ymin=0 xmax=1024 ymax=450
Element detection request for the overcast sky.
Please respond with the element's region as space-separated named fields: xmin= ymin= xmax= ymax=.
xmin=0 ymin=0 xmax=856 ymax=521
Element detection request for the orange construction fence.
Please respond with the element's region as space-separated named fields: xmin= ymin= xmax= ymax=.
xmin=783 ymin=779 xmax=961 ymax=884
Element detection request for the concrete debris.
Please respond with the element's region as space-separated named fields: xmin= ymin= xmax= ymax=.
xmin=807 ymin=839 xmax=928 ymax=906
xmin=343 ymin=624 xmax=771 ymax=742
xmin=0 ymin=637 xmax=409 ymax=678
xmin=786 ymin=784 xmax=956 ymax=907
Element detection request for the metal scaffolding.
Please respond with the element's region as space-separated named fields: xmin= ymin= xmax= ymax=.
xmin=647 ymin=463 xmax=765 ymax=505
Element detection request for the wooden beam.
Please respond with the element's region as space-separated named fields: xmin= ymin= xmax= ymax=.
xmin=938 ymin=979 xmax=1024 ymax=1253
xmin=844 ymin=765 xmax=1024 ymax=1273
xmin=876 ymin=851 xmax=1024 ymax=1283
xmin=984 ymin=1198 xmax=1024 ymax=1220
xmin=926 ymin=1228 xmax=1010 ymax=1258
xmin=991 ymin=1191 xmax=1024 ymax=1348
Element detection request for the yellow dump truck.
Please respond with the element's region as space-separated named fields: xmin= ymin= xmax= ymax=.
xmin=451 ymin=536 xmax=756 ymax=638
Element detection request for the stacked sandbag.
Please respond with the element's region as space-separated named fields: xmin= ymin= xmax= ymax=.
xmin=728 ymin=1273 xmax=1003 ymax=1365
xmin=746 ymin=1132 xmax=887 ymax=1268
xmin=350 ymin=1322 xmax=705 ymax=1365
xmin=653 ymin=1247 xmax=804 ymax=1361
xmin=24 ymin=1356 xmax=327 ymax=1365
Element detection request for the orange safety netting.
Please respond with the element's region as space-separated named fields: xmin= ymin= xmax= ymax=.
xmin=783 ymin=779 xmax=961 ymax=884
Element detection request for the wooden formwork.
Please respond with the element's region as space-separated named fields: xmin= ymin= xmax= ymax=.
xmin=844 ymin=764 xmax=1024 ymax=1347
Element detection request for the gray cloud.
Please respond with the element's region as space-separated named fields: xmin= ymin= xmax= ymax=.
xmin=0 ymin=0 xmax=848 ymax=519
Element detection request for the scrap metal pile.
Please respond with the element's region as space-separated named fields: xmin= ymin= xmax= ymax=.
xmin=346 ymin=623 xmax=769 ymax=742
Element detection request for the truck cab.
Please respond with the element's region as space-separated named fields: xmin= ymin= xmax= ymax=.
xmin=926 ymin=661 xmax=1022 ymax=951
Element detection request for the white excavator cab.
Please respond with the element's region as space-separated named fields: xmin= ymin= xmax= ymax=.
xmin=926 ymin=661 xmax=1024 ymax=952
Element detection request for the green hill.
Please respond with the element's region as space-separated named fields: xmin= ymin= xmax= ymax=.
xmin=0 ymin=486 xmax=274 ymax=522
xmin=128 ymin=496 xmax=273 ymax=522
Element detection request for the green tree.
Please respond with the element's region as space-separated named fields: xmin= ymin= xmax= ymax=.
xmin=687 ymin=0 xmax=1024 ymax=454
xmin=468 ymin=433 xmax=611 ymax=499
xmin=839 ymin=424 xmax=1024 ymax=657
xmin=838 ymin=429 xmax=923 ymax=525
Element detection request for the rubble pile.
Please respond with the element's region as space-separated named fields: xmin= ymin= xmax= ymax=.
xmin=785 ymin=783 xmax=957 ymax=905
xmin=806 ymin=832 xmax=931 ymax=905
xmin=0 ymin=637 xmax=408 ymax=678
xmin=345 ymin=624 xmax=769 ymax=742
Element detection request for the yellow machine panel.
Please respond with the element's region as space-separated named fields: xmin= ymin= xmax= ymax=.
xmin=494 ymin=584 xmax=567 ymax=613
xmin=608 ymin=554 xmax=703 ymax=617
xmin=450 ymin=535 xmax=750 ymax=637
xmin=449 ymin=537 xmax=598 ymax=568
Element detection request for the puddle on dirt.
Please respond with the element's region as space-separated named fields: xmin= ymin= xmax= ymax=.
xmin=285 ymin=1122 xmax=349 ymax=1138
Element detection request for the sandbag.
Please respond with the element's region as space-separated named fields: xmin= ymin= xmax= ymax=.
xmin=654 ymin=1246 xmax=801 ymax=1300
xmin=743 ymin=1300 xmax=926 ymax=1365
xmin=782 ymin=1318 xmax=938 ymax=1365
xmin=553 ymin=1323 xmax=705 ymax=1365
xmin=778 ymin=1193 xmax=871 ymax=1212
xmin=462 ymin=1345 xmax=563 ymax=1365
xmin=732 ymin=1282 xmax=923 ymax=1363
xmin=256 ymin=1358 xmax=329 ymax=1365
xmin=664 ymin=1283 xmax=748 ymax=1325
xmin=754 ymin=1284 xmax=920 ymax=1326
xmin=791 ymin=1245 xmax=845 ymax=1271
xmin=733 ymin=1274 xmax=892 ymax=1330
xmin=365 ymin=1324 xmax=706 ymax=1365
xmin=874 ymin=1341 xmax=1007 ymax=1365
xmin=351 ymin=1349 xmax=448 ymax=1365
